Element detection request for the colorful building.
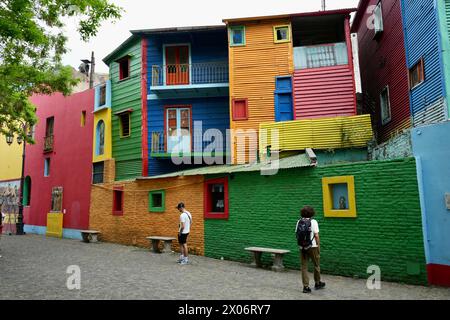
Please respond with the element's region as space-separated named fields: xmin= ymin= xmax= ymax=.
xmin=24 ymin=90 xmax=94 ymax=239
xmin=224 ymin=9 xmax=367 ymax=163
xmin=352 ymin=0 xmax=450 ymax=142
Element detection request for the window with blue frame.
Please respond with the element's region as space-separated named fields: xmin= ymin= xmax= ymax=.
xmin=230 ymin=26 xmax=245 ymax=46
xmin=274 ymin=76 xmax=293 ymax=122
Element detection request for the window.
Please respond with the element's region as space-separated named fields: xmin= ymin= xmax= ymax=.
xmin=113 ymin=187 xmax=124 ymax=215
xmin=119 ymin=113 xmax=131 ymax=138
xmin=118 ymin=57 xmax=130 ymax=80
xmin=96 ymin=120 xmax=105 ymax=155
xmin=149 ymin=190 xmax=166 ymax=213
xmin=99 ymin=85 xmax=106 ymax=106
xmin=44 ymin=117 xmax=54 ymax=152
xmin=409 ymin=58 xmax=424 ymax=90
xmin=204 ymin=178 xmax=229 ymax=219
xmin=81 ymin=111 xmax=86 ymax=127
xmin=274 ymin=25 xmax=290 ymax=43
xmin=380 ymin=86 xmax=391 ymax=125
xmin=373 ymin=1 xmax=384 ymax=38
xmin=92 ymin=162 xmax=104 ymax=184
xmin=165 ymin=106 xmax=192 ymax=154
xmin=230 ymin=26 xmax=246 ymax=46
xmin=232 ymin=99 xmax=248 ymax=121
xmin=322 ymin=176 xmax=357 ymax=218
xmin=44 ymin=158 xmax=50 ymax=177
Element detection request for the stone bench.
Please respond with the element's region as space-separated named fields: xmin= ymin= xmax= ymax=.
xmin=80 ymin=230 xmax=100 ymax=243
xmin=245 ymin=247 xmax=291 ymax=272
xmin=147 ymin=236 xmax=177 ymax=253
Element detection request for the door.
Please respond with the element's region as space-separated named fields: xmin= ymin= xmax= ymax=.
xmin=165 ymin=45 xmax=190 ymax=85
xmin=166 ymin=107 xmax=191 ymax=153
xmin=275 ymin=93 xmax=294 ymax=122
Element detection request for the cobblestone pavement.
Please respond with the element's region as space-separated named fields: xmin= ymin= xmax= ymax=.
xmin=0 ymin=234 xmax=449 ymax=300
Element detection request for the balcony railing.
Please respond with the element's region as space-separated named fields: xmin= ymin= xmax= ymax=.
xmin=44 ymin=135 xmax=54 ymax=152
xmin=294 ymin=42 xmax=348 ymax=69
xmin=151 ymin=62 xmax=229 ymax=87
xmin=150 ymin=131 xmax=229 ymax=157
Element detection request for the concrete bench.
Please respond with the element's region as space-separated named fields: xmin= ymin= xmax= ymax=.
xmin=146 ymin=236 xmax=176 ymax=253
xmin=80 ymin=230 xmax=100 ymax=243
xmin=245 ymin=247 xmax=291 ymax=272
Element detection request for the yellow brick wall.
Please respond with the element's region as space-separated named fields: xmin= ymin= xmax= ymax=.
xmin=89 ymin=175 xmax=205 ymax=255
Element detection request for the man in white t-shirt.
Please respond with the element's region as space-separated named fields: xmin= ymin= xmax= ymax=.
xmin=177 ymin=202 xmax=192 ymax=265
xmin=296 ymin=206 xmax=325 ymax=293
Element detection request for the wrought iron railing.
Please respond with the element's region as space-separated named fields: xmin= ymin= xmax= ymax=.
xmin=151 ymin=62 xmax=229 ymax=87
xmin=44 ymin=135 xmax=54 ymax=152
xmin=294 ymin=42 xmax=348 ymax=69
xmin=150 ymin=131 xmax=229 ymax=155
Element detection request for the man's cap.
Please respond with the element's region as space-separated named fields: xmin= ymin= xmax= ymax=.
xmin=176 ymin=202 xmax=185 ymax=209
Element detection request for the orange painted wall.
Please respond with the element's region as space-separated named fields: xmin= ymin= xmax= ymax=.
xmin=228 ymin=19 xmax=294 ymax=163
xmin=89 ymin=175 xmax=205 ymax=255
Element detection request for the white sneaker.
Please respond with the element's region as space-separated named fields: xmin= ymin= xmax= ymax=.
xmin=180 ymin=260 xmax=189 ymax=265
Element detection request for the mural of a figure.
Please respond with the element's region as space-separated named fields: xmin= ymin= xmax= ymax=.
xmin=339 ymin=196 xmax=347 ymax=210
xmin=0 ymin=181 xmax=20 ymax=234
xmin=51 ymin=187 xmax=63 ymax=212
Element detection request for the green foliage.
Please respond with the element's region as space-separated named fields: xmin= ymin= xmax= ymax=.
xmin=0 ymin=0 xmax=122 ymax=142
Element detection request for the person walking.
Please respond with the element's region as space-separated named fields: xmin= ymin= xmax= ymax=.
xmin=176 ymin=202 xmax=192 ymax=265
xmin=295 ymin=206 xmax=325 ymax=293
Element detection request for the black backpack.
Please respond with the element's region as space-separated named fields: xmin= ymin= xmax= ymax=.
xmin=296 ymin=218 xmax=312 ymax=250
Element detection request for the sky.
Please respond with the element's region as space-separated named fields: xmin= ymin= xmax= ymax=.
xmin=62 ymin=0 xmax=360 ymax=73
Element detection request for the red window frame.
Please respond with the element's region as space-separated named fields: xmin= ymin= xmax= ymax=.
xmin=112 ymin=187 xmax=124 ymax=216
xmin=118 ymin=57 xmax=130 ymax=81
xmin=232 ymin=98 xmax=249 ymax=121
xmin=163 ymin=105 xmax=193 ymax=152
xmin=204 ymin=177 xmax=229 ymax=220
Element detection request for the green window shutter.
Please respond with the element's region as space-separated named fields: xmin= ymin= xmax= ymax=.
xmin=149 ymin=190 xmax=166 ymax=213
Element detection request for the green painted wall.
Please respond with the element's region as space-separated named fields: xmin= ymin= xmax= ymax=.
xmin=204 ymin=158 xmax=427 ymax=285
xmin=109 ymin=38 xmax=142 ymax=181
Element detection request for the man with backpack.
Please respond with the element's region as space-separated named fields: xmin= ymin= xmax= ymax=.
xmin=177 ymin=202 xmax=192 ymax=265
xmin=295 ymin=206 xmax=325 ymax=293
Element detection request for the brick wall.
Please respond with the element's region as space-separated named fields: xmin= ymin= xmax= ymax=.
xmin=89 ymin=175 xmax=205 ymax=255
xmin=204 ymin=158 xmax=427 ymax=285
xmin=369 ymin=130 xmax=413 ymax=160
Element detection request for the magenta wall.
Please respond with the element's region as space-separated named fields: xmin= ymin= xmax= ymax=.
xmin=24 ymin=90 xmax=94 ymax=231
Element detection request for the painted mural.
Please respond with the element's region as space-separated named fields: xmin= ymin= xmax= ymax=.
xmin=0 ymin=180 xmax=20 ymax=234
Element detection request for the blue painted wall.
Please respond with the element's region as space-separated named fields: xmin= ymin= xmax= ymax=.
xmin=147 ymin=96 xmax=230 ymax=176
xmin=401 ymin=0 xmax=446 ymax=117
xmin=411 ymin=121 xmax=450 ymax=268
xmin=146 ymin=29 xmax=228 ymax=92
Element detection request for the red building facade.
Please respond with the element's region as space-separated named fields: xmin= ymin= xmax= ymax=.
xmin=23 ymin=90 xmax=94 ymax=239
xmin=352 ymin=0 xmax=411 ymax=142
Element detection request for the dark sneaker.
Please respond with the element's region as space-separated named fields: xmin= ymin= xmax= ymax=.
xmin=315 ymin=282 xmax=326 ymax=290
xmin=303 ymin=286 xmax=312 ymax=293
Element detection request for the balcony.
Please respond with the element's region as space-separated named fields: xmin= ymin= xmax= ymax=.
xmin=44 ymin=135 xmax=54 ymax=152
xmin=294 ymin=42 xmax=348 ymax=70
xmin=150 ymin=62 xmax=229 ymax=98
xmin=150 ymin=131 xmax=229 ymax=158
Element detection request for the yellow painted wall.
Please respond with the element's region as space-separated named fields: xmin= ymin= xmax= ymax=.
xmin=228 ymin=19 xmax=294 ymax=163
xmin=0 ymin=134 xmax=22 ymax=181
xmin=259 ymin=114 xmax=374 ymax=154
xmin=93 ymin=108 xmax=112 ymax=162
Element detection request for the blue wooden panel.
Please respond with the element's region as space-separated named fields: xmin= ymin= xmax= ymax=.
xmin=275 ymin=76 xmax=293 ymax=122
xmin=147 ymin=96 xmax=230 ymax=176
xmin=146 ymin=29 xmax=228 ymax=92
xmin=401 ymin=0 xmax=446 ymax=117
xmin=275 ymin=76 xmax=292 ymax=92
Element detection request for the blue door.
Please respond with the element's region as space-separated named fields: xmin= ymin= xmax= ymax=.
xmin=275 ymin=76 xmax=293 ymax=122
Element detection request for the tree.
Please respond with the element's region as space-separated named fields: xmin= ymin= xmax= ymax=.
xmin=0 ymin=0 xmax=122 ymax=141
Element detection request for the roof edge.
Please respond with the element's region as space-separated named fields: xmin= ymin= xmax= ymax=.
xmin=103 ymin=34 xmax=139 ymax=65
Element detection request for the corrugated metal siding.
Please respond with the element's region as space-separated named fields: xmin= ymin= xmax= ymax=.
xmin=228 ymin=19 xmax=294 ymax=163
xmin=147 ymin=97 xmax=230 ymax=177
xmin=355 ymin=0 xmax=412 ymax=142
xmin=402 ymin=0 xmax=446 ymax=123
xmin=293 ymin=65 xmax=355 ymax=119
xmin=413 ymin=97 xmax=447 ymax=126
xmin=110 ymin=39 xmax=143 ymax=180
xmin=260 ymin=114 xmax=373 ymax=152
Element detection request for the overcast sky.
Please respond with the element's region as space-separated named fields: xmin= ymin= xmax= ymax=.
xmin=62 ymin=0 xmax=360 ymax=73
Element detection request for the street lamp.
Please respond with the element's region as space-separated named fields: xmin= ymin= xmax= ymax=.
xmin=4 ymin=124 xmax=27 ymax=235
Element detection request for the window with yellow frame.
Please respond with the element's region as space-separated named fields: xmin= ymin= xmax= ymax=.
xmin=273 ymin=25 xmax=291 ymax=43
xmin=322 ymin=176 xmax=357 ymax=218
